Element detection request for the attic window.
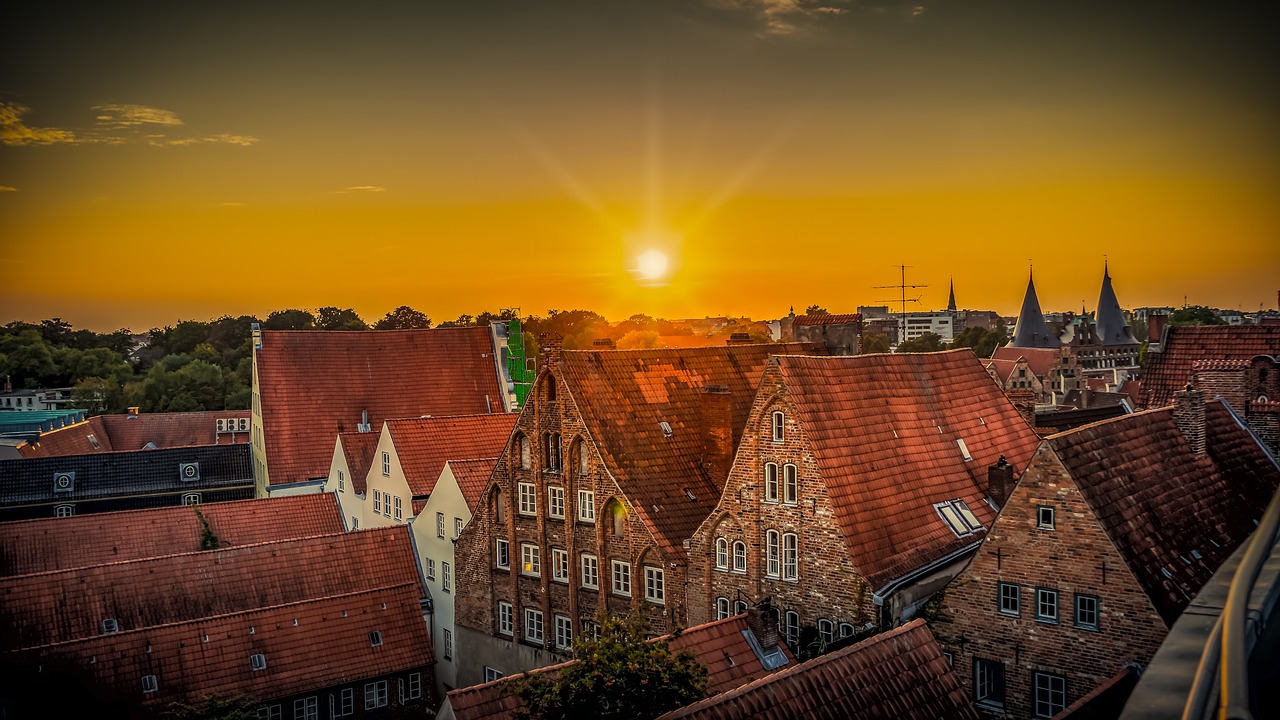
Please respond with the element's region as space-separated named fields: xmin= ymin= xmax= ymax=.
xmin=660 ymin=421 xmax=673 ymax=437
xmin=141 ymin=675 xmax=158 ymax=694
xmin=771 ymin=412 xmax=785 ymax=442
xmin=957 ymin=439 xmax=972 ymax=462
xmin=684 ymin=488 xmax=696 ymax=501
xmin=936 ymin=500 xmax=983 ymax=537
xmin=101 ymin=618 xmax=119 ymax=634
xmin=250 ymin=653 xmax=267 ymax=671
xmin=370 ymin=631 xmax=383 ymax=647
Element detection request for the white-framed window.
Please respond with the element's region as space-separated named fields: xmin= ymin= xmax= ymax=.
xmin=1037 ymin=505 xmax=1056 ymax=530
xmin=766 ymin=530 xmax=780 ymax=578
xmin=442 ymin=562 xmax=452 ymax=592
xmin=454 ymin=516 xmax=463 ymax=538
xmin=331 ymin=688 xmax=354 ymax=717
xmin=436 ymin=512 xmax=445 ymax=538
xmin=426 ymin=558 xmax=436 ymax=580
xmin=716 ymin=597 xmax=731 ymax=620
xmin=181 ymin=493 xmax=201 ymax=506
xmin=1033 ymin=672 xmax=1067 ymax=718
xmin=715 ymin=537 xmax=729 ymax=570
xmin=577 ymin=489 xmax=595 ymax=522
xmin=369 ymin=631 xmax=383 ymax=647
xmin=732 ymin=541 xmax=747 ymax=573
xmin=521 ymin=543 xmax=541 ymax=576
xmin=548 ymin=486 xmax=565 ymax=519
xmin=1036 ymin=588 xmax=1058 ymax=623
xmin=525 ymin=608 xmax=544 ymax=643
xmin=484 ymin=667 xmax=504 ymax=683
xmin=999 ymin=582 xmax=1020 ymax=616
xmin=1075 ymin=593 xmax=1100 ymax=630
xmin=974 ymin=658 xmax=1005 ymax=710
xmin=817 ymin=619 xmax=834 ymax=644
xmin=101 ymin=618 xmax=119 ymax=634
xmin=250 ymin=653 xmax=268 ymax=671
xmin=611 ymin=560 xmax=631 ymax=596
xmin=364 ymin=680 xmax=388 ymax=709
xmin=764 ymin=462 xmax=779 ymax=502
xmin=554 ymin=614 xmax=573 ymax=650
xmin=783 ymin=533 xmax=798 ymax=580
xmin=581 ymin=554 xmax=599 ymax=589
xmin=54 ymin=503 xmax=74 ymax=517
xmin=393 ymin=496 xmax=402 ymax=522
xmin=783 ymin=610 xmax=800 ymax=646
xmin=644 ymin=566 xmax=665 ymax=604
xmin=381 ymin=451 xmax=391 ymax=476
xmin=772 ymin=411 xmax=785 ymax=442
xmin=141 ymin=674 xmax=158 ymax=693
xmin=338 ymin=470 xmax=345 ymax=492
xmin=496 ymin=539 xmax=510 ymax=569
xmin=839 ymin=622 xmax=855 ymax=638
xmin=518 ymin=482 xmax=537 ymax=515
xmin=782 ymin=464 xmax=798 ymax=504
xmin=293 ymin=696 xmax=318 ymax=720
xmin=581 ymin=619 xmax=601 ymax=640
xmin=498 ymin=601 xmax=513 ymax=635
xmin=374 ymin=492 xmax=382 ymax=515
xmin=401 ymin=672 xmax=422 ymax=701
xmin=936 ymin=499 xmax=984 ymax=537
xmin=443 ymin=629 xmax=453 ymax=659
xmin=257 ymin=705 xmax=282 ymax=720
xmin=552 ymin=548 xmax=569 ymax=583
xmin=734 ymin=599 xmax=747 ymax=615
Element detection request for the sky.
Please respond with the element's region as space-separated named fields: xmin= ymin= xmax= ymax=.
xmin=2 ymin=0 xmax=1277 ymax=332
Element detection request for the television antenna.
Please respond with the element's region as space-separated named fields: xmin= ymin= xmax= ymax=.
xmin=874 ymin=264 xmax=928 ymax=341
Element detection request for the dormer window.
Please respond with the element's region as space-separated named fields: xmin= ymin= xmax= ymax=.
xmin=772 ymin=412 xmax=785 ymax=442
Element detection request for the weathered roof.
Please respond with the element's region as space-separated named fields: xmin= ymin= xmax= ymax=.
xmin=447 ymin=458 xmax=500 ymax=512
xmin=1011 ymin=273 xmax=1062 ymax=348
xmin=791 ymin=313 xmax=860 ymax=327
xmin=1046 ymin=401 xmax=1280 ymax=624
xmin=1056 ymin=664 xmax=1141 ymax=719
xmin=0 ymin=493 xmax=344 ymax=576
xmin=337 ymin=430 xmax=380 ymax=495
xmin=0 ymin=443 xmax=251 ymax=507
xmin=385 ymin=414 xmax=517 ymax=497
xmin=776 ymin=351 xmax=1042 ymax=590
xmin=1141 ymin=325 xmax=1280 ymax=408
xmin=559 ymin=343 xmax=823 ymax=557
xmin=1094 ymin=264 xmax=1136 ymax=346
xmin=655 ymin=619 xmax=978 ymax=720
xmin=1 ymin=526 xmax=420 ymax=650
xmin=18 ymin=411 xmax=251 ymax=459
xmin=255 ymin=327 xmax=507 ymax=484
xmin=984 ymin=358 xmax=1022 ymax=384
xmin=444 ymin=614 xmax=794 ymax=720
xmin=5 ymin=584 xmax=433 ymax=711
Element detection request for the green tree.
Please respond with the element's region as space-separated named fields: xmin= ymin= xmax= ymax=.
xmin=860 ymin=331 xmax=891 ymax=354
xmin=805 ymin=304 xmax=829 ymax=315
xmin=895 ymin=332 xmax=946 ymax=353
xmin=948 ymin=326 xmax=1004 ymax=358
xmin=0 ymin=329 xmax=57 ymax=387
xmin=616 ymin=330 xmax=661 ymax=349
xmin=167 ymin=320 xmax=213 ymax=355
xmin=72 ymin=377 xmax=120 ymax=414
xmin=316 ymin=306 xmax=368 ymax=331
xmin=374 ymin=305 xmax=432 ymax=330
xmin=1169 ymin=305 xmax=1227 ymax=326
xmin=262 ymin=309 xmax=316 ymax=330
xmin=515 ymin=616 xmax=708 ymax=720
xmin=162 ymin=693 xmax=258 ymax=720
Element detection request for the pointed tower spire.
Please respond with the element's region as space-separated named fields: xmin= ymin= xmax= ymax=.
xmin=947 ymin=277 xmax=957 ymax=313
xmin=1094 ymin=261 xmax=1134 ymax=345
xmin=1011 ymin=270 xmax=1062 ymax=348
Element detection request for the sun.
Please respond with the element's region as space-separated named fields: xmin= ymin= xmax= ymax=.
xmin=635 ymin=250 xmax=670 ymax=281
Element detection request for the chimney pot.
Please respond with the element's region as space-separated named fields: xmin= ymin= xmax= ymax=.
xmin=987 ymin=456 xmax=1016 ymax=508
xmin=745 ymin=600 xmax=779 ymax=649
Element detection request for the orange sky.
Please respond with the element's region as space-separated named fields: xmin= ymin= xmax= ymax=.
xmin=2 ymin=1 xmax=1277 ymax=332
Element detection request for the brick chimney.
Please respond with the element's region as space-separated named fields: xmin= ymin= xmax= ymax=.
xmin=746 ymin=600 xmax=779 ymax=648
xmin=987 ymin=455 xmax=1015 ymax=508
xmin=1174 ymin=384 xmax=1207 ymax=454
xmin=727 ymin=332 xmax=754 ymax=345
xmin=538 ymin=332 xmax=563 ymax=374
xmin=1147 ymin=313 xmax=1167 ymax=347
xmin=700 ymin=384 xmax=734 ymax=488
xmin=1007 ymin=390 xmax=1037 ymax=428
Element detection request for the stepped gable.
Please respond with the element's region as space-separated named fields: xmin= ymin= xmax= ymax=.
xmin=384 ymin=414 xmax=518 ymax=496
xmin=1094 ymin=264 xmax=1136 ymax=346
xmin=775 ymin=350 xmax=1041 ymax=590
xmin=1140 ymin=325 xmax=1280 ymax=408
xmin=1011 ymin=273 xmax=1062 ymax=348
xmin=256 ymin=327 xmax=505 ymax=484
xmin=0 ymin=493 xmax=344 ymax=576
xmin=558 ymin=342 xmax=824 ymax=558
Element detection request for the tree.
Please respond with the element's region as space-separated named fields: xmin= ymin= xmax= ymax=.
xmin=805 ymin=305 xmax=829 ymax=315
xmin=895 ymin=332 xmax=946 ymax=353
xmin=316 ymin=306 xmax=368 ymax=331
xmin=374 ymin=305 xmax=432 ymax=330
xmin=860 ymin=331 xmax=891 ymax=354
xmin=515 ymin=616 xmax=708 ymax=720
xmin=948 ymin=326 xmax=1004 ymax=358
xmin=1169 ymin=305 xmax=1227 ymax=327
xmin=262 ymin=309 xmax=316 ymax=331
xmin=616 ymin=330 xmax=661 ymax=349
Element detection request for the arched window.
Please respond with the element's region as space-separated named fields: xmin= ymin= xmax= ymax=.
xmin=715 ymin=538 xmax=729 ymax=570
xmin=783 ymin=611 xmax=800 ymax=647
xmin=734 ymin=599 xmax=748 ymax=615
xmin=817 ymin=619 xmax=834 ymax=645
xmin=605 ymin=499 xmax=626 ymax=536
xmin=575 ymin=438 xmax=588 ymax=476
xmin=518 ymin=435 xmax=531 ymax=470
xmin=544 ymin=433 xmax=562 ymax=472
xmin=732 ymin=541 xmax=747 ymax=573
xmin=547 ymin=375 xmax=557 ymax=402
xmin=765 ymin=531 xmax=780 ymax=578
xmin=783 ymin=533 xmax=798 ymax=580
xmin=764 ymin=462 xmax=779 ymax=503
xmin=783 ymin=464 xmax=798 ymax=504
xmin=716 ymin=597 xmax=730 ymax=621
xmin=772 ymin=411 xmax=785 ymax=442
xmin=838 ymin=622 xmax=855 ymax=639
xmin=493 ymin=487 xmax=507 ymax=524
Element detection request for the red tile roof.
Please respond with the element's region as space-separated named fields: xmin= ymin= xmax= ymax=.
xmin=256 ymin=328 xmax=507 ymax=484
xmin=992 ymin=345 xmax=1058 ymax=378
xmin=18 ymin=411 xmax=251 ymax=458
xmin=444 ymin=614 xmax=794 ymax=720
xmin=1 ymin=527 xmax=421 ymax=650
xmin=1046 ymin=401 xmax=1280 ymax=623
xmin=659 ymin=335 xmax=735 ymax=349
xmin=1141 ymin=325 xmax=1280 ymax=408
xmin=559 ymin=343 xmax=824 ymax=557
xmin=447 ymin=458 xmax=501 ymax=512
xmin=9 ymin=584 xmax=432 ymax=711
xmin=337 ymin=430 xmax=381 ymax=494
xmin=791 ymin=313 xmax=860 ymax=327
xmin=0 ymin=493 xmax=344 ymax=576
xmin=1056 ymin=664 xmax=1141 ymax=720
xmin=655 ymin=619 xmax=977 ymax=720
xmin=985 ymin=358 xmax=1020 ymax=384
xmin=776 ymin=350 xmax=1042 ymax=590
xmin=385 ymin=414 xmax=518 ymax=497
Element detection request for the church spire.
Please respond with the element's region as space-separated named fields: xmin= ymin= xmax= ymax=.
xmin=1011 ymin=270 xmax=1062 ymax=348
xmin=1094 ymin=261 xmax=1135 ymax=345
xmin=947 ymin=277 xmax=957 ymax=313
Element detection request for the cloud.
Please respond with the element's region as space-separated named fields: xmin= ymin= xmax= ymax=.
xmin=709 ymin=0 xmax=918 ymax=35
xmin=164 ymin=133 xmax=259 ymax=147
xmin=91 ymin=104 xmax=183 ymax=128
xmin=1 ymin=102 xmax=79 ymax=146
xmin=0 ymin=186 xmax=17 ymax=192
xmin=344 ymin=186 xmax=387 ymax=192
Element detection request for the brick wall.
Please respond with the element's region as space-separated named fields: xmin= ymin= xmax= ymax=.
xmin=934 ymin=444 xmax=1168 ymax=718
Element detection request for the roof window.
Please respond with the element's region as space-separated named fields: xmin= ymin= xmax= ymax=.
xmin=956 ymin=438 xmax=972 ymax=462
xmin=250 ymin=653 xmax=267 ymax=671
xmin=660 ymin=421 xmax=673 ymax=437
xmin=141 ymin=675 xmax=158 ymax=693
xmin=370 ymin=631 xmax=383 ymax=647
xmin=101 ymin=618 xmax=119 ymax=634
xmin=936 ymin=500 xmax=983 ymax=537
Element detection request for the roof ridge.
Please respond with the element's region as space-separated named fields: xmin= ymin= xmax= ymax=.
xmin=0 ymin=492 xmax=327 ymax=528
xmin=1046 ymin=404 xmax=1176 ymax=440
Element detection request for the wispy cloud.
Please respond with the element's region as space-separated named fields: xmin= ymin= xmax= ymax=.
xmin=0 ymin=101 xmax=257 ymax=147
xmin=0 ymin=185 xmax=17 ymax=192
xmin=341 ymin=185 xmax=387 ymax=192
xmin=708 ymin=0 xmax=915 ymax=35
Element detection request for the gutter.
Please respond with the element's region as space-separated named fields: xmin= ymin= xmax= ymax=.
xmin=872 ymin=540 xmax=982 ymax=606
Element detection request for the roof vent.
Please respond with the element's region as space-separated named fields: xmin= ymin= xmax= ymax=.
xmin=179 ymin=462 xmax=200 ymax=482
xmin=660 ymin=421 xmax=673 ymax=437
xmin=357 ymin=409 xmax=372 ymax=433
xmin=53 ymin=471 xmax=75 ymax=494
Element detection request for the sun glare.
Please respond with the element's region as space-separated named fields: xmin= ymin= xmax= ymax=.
xmin=635 ymin=250 xmax=670 ymax=281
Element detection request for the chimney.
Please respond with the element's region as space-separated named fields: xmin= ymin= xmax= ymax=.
xmin=746 ymin=600 xmax=779 ymax=649
xmin=1007 ymin=390 xmax=1037 ymax=428
xmin=699 ymin=384 xmax=734 ymax=488
xmin=727 ymin=332 xmax=753 ymax=345
xmin=987 ymin=455 xmax=1015 ymax=508
xmin=592 ymin=338 xmax=615 ymax=348
xmin=538 ymin=332 xmax=563 ymax=374
xmin=1147 ymin=313 xmax=1167 ymax=347
xmin=1174 ymin=384 xmax=1207 ymax=454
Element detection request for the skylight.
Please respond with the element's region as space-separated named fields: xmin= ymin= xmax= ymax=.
xmin=956 ymin=438 xmax=972 ymax=462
